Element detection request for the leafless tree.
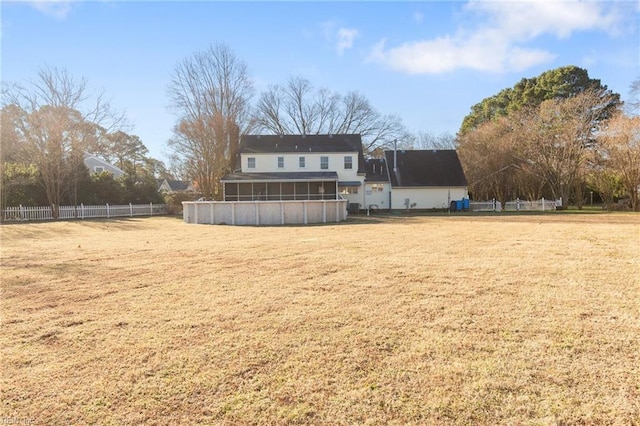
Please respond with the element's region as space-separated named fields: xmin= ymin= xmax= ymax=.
xmin=2 ymin=67 xmax=124 ymax=217
xmin=521 ymin=88 xmax=617 ymax=207
xmin=627 ymin=78 xmax=640 ymax=116
xmin=254 ymin=76 xmax=406 ymax=153
xmin=167 ymin=43 xmax=254 ymax=199
xmin=595 ymin=112 xmax=640 ymax=210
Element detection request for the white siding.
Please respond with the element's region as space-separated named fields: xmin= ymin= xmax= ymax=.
xmin=241 ymin=152 xmax=360 ymax=181
xmin=364 ymin=183 xmax=391 ymax=209
xmin=390 ymin=187 xmax=467 ymax=210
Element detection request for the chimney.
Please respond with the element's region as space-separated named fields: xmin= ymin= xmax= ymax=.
xmin=393 ymin=139 xmax=397 ymax=173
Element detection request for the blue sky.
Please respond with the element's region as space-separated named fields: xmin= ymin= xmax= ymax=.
xmin=2 ymin=1 xmax=639 ymax=163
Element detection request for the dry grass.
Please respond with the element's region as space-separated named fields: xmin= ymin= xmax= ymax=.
xmin=1 ymin=213 xmax=639 ymax=425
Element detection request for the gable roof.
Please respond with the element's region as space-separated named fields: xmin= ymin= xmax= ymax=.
xmin=158 ymin=179 xmax=194 ymax=192
xmin=83 ymin=153 xmax=125 ymax=177
xmin=384 ymin=150 xmax=468 ymax=187
xmin=239 ymin=134 xmax=366 ymax=173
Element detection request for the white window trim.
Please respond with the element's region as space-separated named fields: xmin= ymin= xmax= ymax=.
xmin=344 ymin=156 xmax=353 ymax=170
xmin=320 ymin=156 xmax=329 ymax=170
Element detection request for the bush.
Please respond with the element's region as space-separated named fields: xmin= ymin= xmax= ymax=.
xmin=163 ymin=192 xmax=202 ymax=215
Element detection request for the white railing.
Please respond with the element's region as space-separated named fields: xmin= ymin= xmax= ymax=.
xmin=2 ymin=203 xmax=167 ymax=222
xmin=470 ymin=198 xmax=557 ymax=212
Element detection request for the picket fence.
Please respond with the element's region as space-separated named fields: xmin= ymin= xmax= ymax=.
xmin=469 ymin=198 xmax=558 ymax=212
xmin=1 ymin=203 xmax=167 ymax=223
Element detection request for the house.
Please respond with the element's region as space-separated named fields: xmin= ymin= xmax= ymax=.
xmin=222 ymin=134 xmax=366 ymax=208
xmin=384 ymin=149 xmax=468 ymax=210
xmin=183 ymin=135 xmax=468 ymax=225
xmin=83 ymin=153 xmax=125 ymax=178
xmin=158 ymin=179 xmax=195 ymax=193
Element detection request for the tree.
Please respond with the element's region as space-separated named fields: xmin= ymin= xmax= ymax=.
xmin=596 ymin=113 xmax=640 ymax=210
xmin=406 ymin=131 xmax=456 ymax=150
xmin=2 ymin=67 xmax=123 ymax=217
xmin=460 ymin=66 xmax=621 ymax=135
xmin=627 ymin=78 xmax=640 ymax=116
xmin=254 ymin=76 xmax=407 ymax=152
xmin=167 ymin=43 xmax=254 ymax=199
xmin=457 ymin=116 xmax=524 ymax=205
xmin=520 ymin=88 xmax=618 ymax=206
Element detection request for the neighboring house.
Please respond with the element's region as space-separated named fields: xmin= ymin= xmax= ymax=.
xmin=384 ymin=149 xmax=468 ymax=209
xmin=158 ymin=179 xmax=195 ymax=193
xmin=83 ymin=153 xmax=125 ymax=178
xmin=222 ymin=134 xmax=366 ymax=208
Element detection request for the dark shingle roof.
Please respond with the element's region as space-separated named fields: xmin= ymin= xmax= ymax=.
xmin=364 ymin=158 xmax=389 ymax=183
xmin=239 ymin=134 xmax=366 ymax=173
xmin=221 ymin=172 xmax=339 ymax=182
xmin=384 ymin=150 xmax=468 ymax=187
xmin=165 ymin=180 xmax=191 ymax=191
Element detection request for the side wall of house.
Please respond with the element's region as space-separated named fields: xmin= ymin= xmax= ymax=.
xmin=390 ymin=187 xmax=467 ymax=210
xmin=363 ymin=183 xmax=391 ymax=210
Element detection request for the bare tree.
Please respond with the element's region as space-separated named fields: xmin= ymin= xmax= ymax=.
xmin=254 ymin=76 xmax=406 ymax=153
xmin=596 ymin=113 xmax=640 ymax=210
xmin=2 ymin=67 xmax=124 ymax=217
xmin=627 ymin=78 xmax=640 ymax=115
xmin=522 ymin=88 xmax=617 ymax=207
xmin=405 ymin=131 xmax=456 ymax=150
xmin=167 ymin=43 xmax=254 ymax=199
xmin=457 ymin=116 xmax=524 ymax=205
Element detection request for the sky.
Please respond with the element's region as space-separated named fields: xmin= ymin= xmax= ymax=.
xmin=2 ymin=0 xmax=639 ymax=163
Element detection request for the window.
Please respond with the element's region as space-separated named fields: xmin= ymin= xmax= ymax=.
xmin=94 ymin=166 xmax=104 ymax=173
xmin=299 ymin=156 xmax=306 ymax=168
xmin=320 ymin=156 xmax=329 ymax=170
xmin=344 ymin=156 xmax=353 ymax=169
xmin=371 ymin=183 xmax=384 ymax=192
xmin=340 ymin=186 xmax=358 ymax=195
xmin=247 ymin=157 xmax=256 ymax=169
xmin=277 ymin=156 xmax=284 ymax=168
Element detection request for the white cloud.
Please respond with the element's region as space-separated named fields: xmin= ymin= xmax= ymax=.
xmin=368 ymin=0 xmax=627 ymax=74
xmin=336 ymin=27 xmax=359 ymax=55
xmin=28 ymin=0 xmax=74 ymax=20
xmin=321 ymin=20 xmax=360 ymax=55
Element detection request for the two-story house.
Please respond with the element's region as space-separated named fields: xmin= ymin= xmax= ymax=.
xmin=222 ymin=134 xmax=366 ymax=208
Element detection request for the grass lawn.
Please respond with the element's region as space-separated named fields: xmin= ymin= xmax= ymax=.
xmin=1 ymin=213 xmax=639 ymax=425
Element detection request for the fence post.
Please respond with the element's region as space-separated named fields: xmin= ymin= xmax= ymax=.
xmin=542 ymin=197 xmax=545 ymax=212
xmin=150 ymin=202 xmax=153 ymax=216
xmin=106 ymin=203 xmax=110 ymax=218
xmin=130 ymin=203 xmax=133 ymax=217
xmin=81 ymin=203 xmax=85 ymax=219
xmin=516 ymin=198 xmax=520 ymax=211
xmin=492 ymin=198 xmax=496 ymax=212
xmin=19 ymin=204 xmax=24 ymax=220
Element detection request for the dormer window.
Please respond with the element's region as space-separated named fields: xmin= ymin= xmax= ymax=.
xmin=277 ymin=156 xmax=284 ymax=168
xmin=299 ymin=156 xmax=306 ymax=168
xmin=94 ymin=166 xmax=104 ymax=173
xmin=248 ymin=157 xmax=256 ymax=169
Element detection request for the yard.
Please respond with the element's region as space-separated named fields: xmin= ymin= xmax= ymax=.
xmin=1 ymin=213 xmax=639 ymax=425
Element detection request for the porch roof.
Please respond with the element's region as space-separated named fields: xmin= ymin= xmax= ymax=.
xmin=221 ymin=171 xmax=339 ymax=183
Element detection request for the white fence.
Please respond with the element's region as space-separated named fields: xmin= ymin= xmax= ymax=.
xmin=470 ymin=198 xmax=557 ymax=212
xmin=2 ymin=203 xmax=167 ymax=222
